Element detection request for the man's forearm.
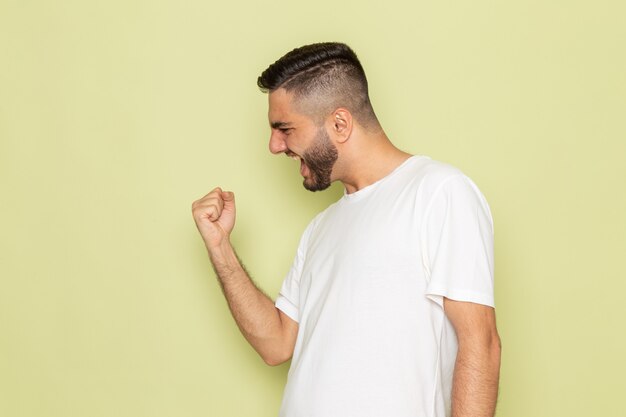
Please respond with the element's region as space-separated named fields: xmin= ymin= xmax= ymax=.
xmin=207 ymin=240 xmax=287 ymax=364
xmin=451 ymin=338 xmax=501 ymax=417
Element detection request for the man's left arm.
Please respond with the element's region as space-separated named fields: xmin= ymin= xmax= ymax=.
xmin=444 ymin=297 xmax=502 ymax=417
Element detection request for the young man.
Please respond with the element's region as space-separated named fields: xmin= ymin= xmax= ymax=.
xmin=192 ymin=42 xmax=501 ymax=417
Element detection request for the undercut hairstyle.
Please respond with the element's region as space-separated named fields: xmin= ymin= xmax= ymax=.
xmin=257 ymin=42 xmax=380 ymax=130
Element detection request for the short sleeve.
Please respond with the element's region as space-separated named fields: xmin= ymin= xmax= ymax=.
xmin=420 ymin=174 xmax=495 ymax=308
xmin=274 ymin=222 xmax=315 ymax=323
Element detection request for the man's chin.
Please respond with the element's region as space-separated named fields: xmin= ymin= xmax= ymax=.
xmin=303 ymin=177 xmax=332 ymax=192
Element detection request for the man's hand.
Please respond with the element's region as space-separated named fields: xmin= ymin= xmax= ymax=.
xmin=191 ymin=187 xmax=236 ymax=249
xmin=190 ymin=187 xmax=297 ymax=365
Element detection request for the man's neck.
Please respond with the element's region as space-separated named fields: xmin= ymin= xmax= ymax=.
xmin=339 ymin=132 xmax=413 ymax=194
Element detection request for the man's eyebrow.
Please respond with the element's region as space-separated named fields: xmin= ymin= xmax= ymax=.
xmin=270 ymin=121 xmax=293 ymax=129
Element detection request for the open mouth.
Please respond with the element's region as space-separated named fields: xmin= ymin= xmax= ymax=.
xmin=285 ymin=151 xmax=301 ymax=161
xmin=286 ymin=151 xmax=308 ymax=177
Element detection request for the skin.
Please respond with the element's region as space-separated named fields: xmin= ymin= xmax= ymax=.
xmin=191 ymin=87 xmax=501 ymax=416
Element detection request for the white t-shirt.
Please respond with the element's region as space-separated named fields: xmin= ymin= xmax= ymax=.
xmin=275 ymin=155 xmax=495 ymax=417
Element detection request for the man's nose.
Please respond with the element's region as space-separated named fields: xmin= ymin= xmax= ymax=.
xmin=269 ymin=132 xmax=288 ymax=154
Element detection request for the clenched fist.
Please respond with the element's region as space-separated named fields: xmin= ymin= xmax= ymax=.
xmin=192 ymin=187 xmax=236 ymax=249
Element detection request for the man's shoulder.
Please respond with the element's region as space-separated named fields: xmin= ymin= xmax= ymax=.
xmin=401 ymin=155 xmax=493 ymax=218
xmin=415 ymin=155 xmax=464 ymax=177
xmin=402 ymin=155 xmax=468 ymax=193
xmin=412 ymin=156 xmax=493 ymax=227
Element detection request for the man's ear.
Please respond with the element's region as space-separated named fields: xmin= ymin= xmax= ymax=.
xmin=331 ymin=108 xmax=353 ymax=143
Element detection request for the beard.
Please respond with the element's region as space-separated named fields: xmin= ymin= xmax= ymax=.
xmin=301 ymin=126 xmax=339 ymax=192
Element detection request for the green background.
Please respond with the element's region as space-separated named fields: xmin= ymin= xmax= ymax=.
xmin=1 ymin=1 xmax=624 ymax=416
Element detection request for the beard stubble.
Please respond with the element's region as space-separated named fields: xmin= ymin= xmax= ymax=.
xmin=301 ymin=126 xmax=339 ymax=192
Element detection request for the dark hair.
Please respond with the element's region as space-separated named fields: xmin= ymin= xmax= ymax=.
xmin=257 ymin=42 xmax=379 ymax=128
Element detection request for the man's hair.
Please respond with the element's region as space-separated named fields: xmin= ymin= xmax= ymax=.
xmin=257 ymin=42 xmax=380 ymax=129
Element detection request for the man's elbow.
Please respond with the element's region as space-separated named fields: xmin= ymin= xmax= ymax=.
xmin=489 ymin=332 xmax=502 ymax=371
xmin=262 ymin=352 xmax=292 ymax=367
xmin=492 ymin=333 xmax=502 ymax=356
xmin=260 ymin=343 xmax=294 ymax=366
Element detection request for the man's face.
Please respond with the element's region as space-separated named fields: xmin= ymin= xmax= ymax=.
xmin=268 ymin=89 xmax=338 ymax=191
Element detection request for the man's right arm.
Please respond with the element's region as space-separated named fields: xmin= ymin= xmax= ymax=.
xmin=192 ymin=187 xmax=298 ymax=366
